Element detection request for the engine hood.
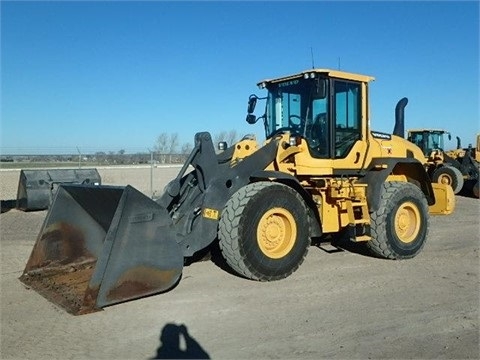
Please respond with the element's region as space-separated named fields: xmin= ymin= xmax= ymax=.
xmin=369 ymin=131 xmax=427 ymax=164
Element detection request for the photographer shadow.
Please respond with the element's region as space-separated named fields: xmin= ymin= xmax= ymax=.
xmin=151 ymin=323 xmax=210 ymax=359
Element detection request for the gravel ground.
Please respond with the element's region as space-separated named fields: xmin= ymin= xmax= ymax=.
xmin=0 ymin=167 xmax=479 ymax=359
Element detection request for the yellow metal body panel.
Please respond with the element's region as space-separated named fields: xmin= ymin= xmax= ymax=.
xmin=258 ymin=68 xmax=375 ymax=86
xmin=301 ymin=178 xmax=369 ymax=234
xmin=264 ymin=132 xmax=427 ymax=175
xmin=429 ymin=183 xmax=455 ymax=215
xmin=203 ymin=208 xmax=220 ymax=220
xmin=407 ymin=128 xmax=448 ymax=134
xmin=386 ymin=174 xmax=408 ymax=182
xmin=231 ymin=139 xmax=259 ymax=162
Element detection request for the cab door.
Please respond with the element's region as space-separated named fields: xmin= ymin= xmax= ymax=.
xmin=330 ymin=79 xmax=367 ymax=170
xmin=292 ymin=77 xmax=369 ymax=175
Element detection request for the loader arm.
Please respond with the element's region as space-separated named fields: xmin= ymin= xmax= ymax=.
xmin=20 ymin=132 xmax=279 ymax=314
xmin=158 ymin=132 xmax=280 ymax=257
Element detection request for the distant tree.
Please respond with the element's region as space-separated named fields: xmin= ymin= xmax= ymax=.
xmin=95 ymin=151 xmax=107 ymax=164
xmin=106 ymin=151 xmax=116 ymax=164
xmin=227 ymin=130 xmax=238 ymax=145
xmin=214 ymin=131 xmax=228 ymax=144
xmin=155 ymin=133 xmax=169 ymax=163
xmin=181 ymin=142 xmax=193 ymax=155
xmin=168 ymin=133 xmax=179 ymax=163
xmin=118 ymin=149 xmax=125 ymax=155
xmin=214 ymin=130 xmax=239 ymax=148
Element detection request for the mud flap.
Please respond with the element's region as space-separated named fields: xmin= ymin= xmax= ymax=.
xmin=429 ymin=182 xmax=456 ymax=215
xmin=19 ymin=184 xmax=183 ymax=315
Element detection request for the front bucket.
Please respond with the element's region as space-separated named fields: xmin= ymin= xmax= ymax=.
xmin=19 ymin=184 xmax=183 ymax=315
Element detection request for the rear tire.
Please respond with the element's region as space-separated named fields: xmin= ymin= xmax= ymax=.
xmin=218 ymin=182 xmax=310 ymax=281
xmin=432 ymin=166 xmax=464 ymax=194
xmin=367 ymin=182 xmax=429 ymax=259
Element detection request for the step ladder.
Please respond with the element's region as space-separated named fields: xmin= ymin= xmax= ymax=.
xmin=345 ymin=200 xmax=371 ymax=242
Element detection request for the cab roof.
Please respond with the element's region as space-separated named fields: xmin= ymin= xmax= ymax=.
xmin=257 ymin=68 xmax=375 ymax=86
xmin=408 ymin=129 xmax=449 ymax=134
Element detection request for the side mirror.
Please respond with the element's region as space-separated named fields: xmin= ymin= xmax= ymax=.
xmin=246 ymin=114 xmax=257 ymax=124
xmin=247 ymin=95 xmax=257 ymax=114
xmin=448 ymin=133 xmax=452 ymax=141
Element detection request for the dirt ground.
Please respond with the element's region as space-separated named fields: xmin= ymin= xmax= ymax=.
xmin=0 ymin=167 xmax=479 ymax=359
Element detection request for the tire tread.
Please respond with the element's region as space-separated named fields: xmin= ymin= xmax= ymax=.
xmin=368 ymin=182 xmax=429 ymax=259
xmin=219 ymin=182 xmax=309 ymax=281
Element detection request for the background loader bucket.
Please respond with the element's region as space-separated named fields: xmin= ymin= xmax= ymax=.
xmin=20 ymin=184 xmax=183 ymax=315
xmin=16 ymin=168 xmax=102 ymax=211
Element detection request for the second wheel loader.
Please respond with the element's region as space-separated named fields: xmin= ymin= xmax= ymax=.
xmin=407 ymin=129 xmax=479 ymax=197
xmin=445 ymin=134 xmax=480 ymax=197
xmin=20 ymin=68 xmax=455 ymax=315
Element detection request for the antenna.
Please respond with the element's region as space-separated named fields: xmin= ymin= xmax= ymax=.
xmin=338 ymin=57 xmax=341 ymax=70
xmin=310 ymin=47 xmax=315 ymax=69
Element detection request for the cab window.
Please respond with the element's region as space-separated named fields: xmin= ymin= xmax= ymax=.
xmin=334 ymin=81 xmax=361 ymax=158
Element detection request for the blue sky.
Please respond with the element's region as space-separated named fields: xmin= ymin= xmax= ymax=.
xmin=1 ymin=1 xmax=479 ymax=155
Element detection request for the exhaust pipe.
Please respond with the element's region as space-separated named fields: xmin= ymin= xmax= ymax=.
xmin=393 ymin=97 xmax=409 ymax=138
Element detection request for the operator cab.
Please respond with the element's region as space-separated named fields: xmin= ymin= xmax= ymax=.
xmin=407 ymin=129 xmax=450 ymax=157
xmin=247 ymin=69 xmax=373 ymax=159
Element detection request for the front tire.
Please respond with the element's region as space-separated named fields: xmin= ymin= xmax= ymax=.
xmin=367 ymin=182 xmax=429 ymax=259
xmin=218 ymin=182 xmax=310 ymax=281
xmin=432 ymin=165 xmax=464 ymax=194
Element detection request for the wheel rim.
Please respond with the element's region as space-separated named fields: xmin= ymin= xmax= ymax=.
xmin=438 ymin=173 xmax=453 ymax=186
xmin=257 ymin=207 xmax=297 ymax=259
xmin=394 ymin=201 xmax=421 ymax=244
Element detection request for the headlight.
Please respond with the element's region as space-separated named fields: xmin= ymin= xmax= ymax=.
xmin=217 ymin=141 xmax=227 ymax=151
xmin=289 ymin=135 xmax=301 ymax=147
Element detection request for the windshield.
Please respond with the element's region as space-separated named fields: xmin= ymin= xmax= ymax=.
xmin=409 ymin=131 xmax=445 ymax=156
xmin=264 ymin=77 xmax=326 ymax=139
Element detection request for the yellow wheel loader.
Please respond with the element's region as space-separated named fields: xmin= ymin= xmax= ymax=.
xmin=20 ymin=69 xmax=455 ymax=315
xmin=407 ymin=129 xmax=479 ymax=197
xmin=447 ymin=134 xmax=480 ymax=163
xmin=446 ymin=134 xmax=480 ymax=197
